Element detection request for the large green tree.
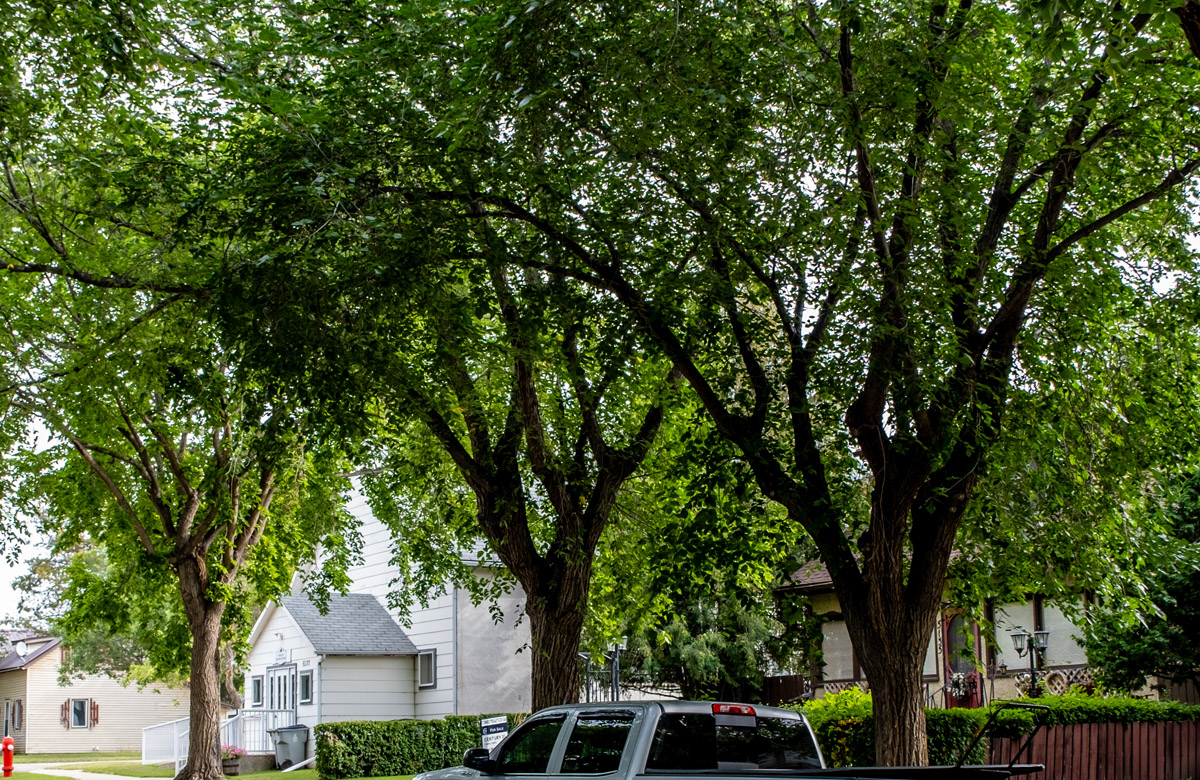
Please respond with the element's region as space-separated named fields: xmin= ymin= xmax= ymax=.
xmin=6 ymin=0 xmax=1200 ymax=765
xmin=215 ymin=0 xmax=1195 ymax=764
xmin=216 ymin=206 xmax=676 ymax=708
xmin=0 ymin=194 xmax=353 ymax=780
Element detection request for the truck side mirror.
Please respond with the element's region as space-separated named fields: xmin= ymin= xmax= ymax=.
xmin=464 ymin=748 xmax=496 ymax=774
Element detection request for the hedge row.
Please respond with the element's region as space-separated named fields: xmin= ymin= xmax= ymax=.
xmin=795 ymin=690 xmax=989 ymax=767
xmin=315 ymin=714 xmax=525 ymax=780
xmin=315 ymin=693 xmax=1200 ymax=778
xmin=794 ymin=689 xmax=1200 ymax=768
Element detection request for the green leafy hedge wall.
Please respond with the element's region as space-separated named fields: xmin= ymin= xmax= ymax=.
xmin=795 ymin=689 xmax=1200 ymax=768
xmin=315 ymin=714 xmax=525 ymax=780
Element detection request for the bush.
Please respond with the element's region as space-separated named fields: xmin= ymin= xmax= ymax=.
xmin=793 ymin=691 xmax=1200 ymax=768
xmin=315 ymin=713 xmax=525 ymax=780
xmin=991 ymin=693 xmax=1200 ymax=728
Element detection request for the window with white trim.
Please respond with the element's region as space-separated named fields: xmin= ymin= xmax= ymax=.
xmin=418 ymin=649 xmax=437 ymax=689
xmin=251 ymin=676 xmax=264 ymax=707
xmin=70 ymin=698 xmax=89 ymax=728
xmin=299 ymin=671 xmax=313 ymax=705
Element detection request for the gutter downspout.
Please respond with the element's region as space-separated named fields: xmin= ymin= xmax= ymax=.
xmin=452 ymin=586 xmax=459 ymax=716
xmin=314 ymin=654 xmax=324 ymax=762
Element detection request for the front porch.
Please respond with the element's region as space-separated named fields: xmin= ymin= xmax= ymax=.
xmin=142 ymin=709 xmax=297 ymax=773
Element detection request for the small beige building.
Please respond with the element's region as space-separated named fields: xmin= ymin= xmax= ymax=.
xmin=0 ymin=633 xmax=191 ymax=754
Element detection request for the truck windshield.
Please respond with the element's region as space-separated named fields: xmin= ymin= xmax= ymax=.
xmin=645 ymin=713 xmax=821 ymax=772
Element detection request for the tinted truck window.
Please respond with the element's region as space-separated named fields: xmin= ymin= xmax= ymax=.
xmin=560 ymin=713 xmax=636 ymax=774
xmin=646 ymin=713 xmax=821 ymax=772
xmin=498 ymin=717 xmax=565 ymax=774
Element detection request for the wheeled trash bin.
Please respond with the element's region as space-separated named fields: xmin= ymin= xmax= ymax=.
xmin=268 ymin=724 xmax=309 ymax=769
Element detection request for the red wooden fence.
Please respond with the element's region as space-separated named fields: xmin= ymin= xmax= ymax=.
xmin=988 ymin=721 xmax=1200 ymax=780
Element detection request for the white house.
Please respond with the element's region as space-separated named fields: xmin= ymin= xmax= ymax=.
xmin=240 ymin=491 xmax=531 ymax=760
xmin=0 ymin=632 xmax=190 ymax=754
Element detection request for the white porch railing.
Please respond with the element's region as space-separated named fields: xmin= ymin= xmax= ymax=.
xmin=237 ymin=709 xmax=298 ymax=754
xmin=143 ymin=710 xmax=299 ymax=769
xmin=143 ymin=716 xmax=189 ymax=766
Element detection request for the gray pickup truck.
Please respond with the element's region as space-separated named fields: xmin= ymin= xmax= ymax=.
xmin=413 ymin=701 xmax=1042 ymax=780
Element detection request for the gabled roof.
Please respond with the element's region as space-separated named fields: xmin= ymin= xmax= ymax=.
xmin=0 ymin=635 xmax=61 ymax=673
xmin=279 ymin=594 xmax=419 ymax=656
xmin=786 ymin=560 xmax=834 ymax=592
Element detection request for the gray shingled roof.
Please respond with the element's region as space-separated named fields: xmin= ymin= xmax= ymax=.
xmin=0 ymin=636 xmax=60 ymax=673
xmin=280 ymin=594 xmax=419 ymax=656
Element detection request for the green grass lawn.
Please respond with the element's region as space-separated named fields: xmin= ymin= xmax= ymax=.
xmin=14 ymin=757 xmax=413 ymax=780
xmin=14 ymin=754 xmax=141 ymax=765
xmin=56 ymin=763 xmax=173 ymax=778
xmin=15 ymin=773 xmax=77 ymax=780
xmin=231 ymin=768 xmax=415 ymax=772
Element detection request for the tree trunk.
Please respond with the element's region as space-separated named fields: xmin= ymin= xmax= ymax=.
xmin=176 ymin=559 xmax=227 ymax=780
xmin=856 ymin=632 xmax=931 ymax=767
xmin=527 ymin=597 xmax=585 ymax=711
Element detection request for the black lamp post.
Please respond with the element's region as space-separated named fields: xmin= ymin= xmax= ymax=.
xmin=1009 ymin=629 xmax=1049 ymax=697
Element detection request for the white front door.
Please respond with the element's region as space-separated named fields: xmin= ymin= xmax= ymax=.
xmin=267 ymin=666 xmax=296 ymax=711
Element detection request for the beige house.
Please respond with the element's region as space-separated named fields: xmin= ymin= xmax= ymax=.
xmin=0 ymin=633 xmax=191 ymax=754
xmin=782 ymin=563 xmax=1094 ymax=708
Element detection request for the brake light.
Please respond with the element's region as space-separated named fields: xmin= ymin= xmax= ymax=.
xmin=712 ymin=703 xmax=756 ymax=716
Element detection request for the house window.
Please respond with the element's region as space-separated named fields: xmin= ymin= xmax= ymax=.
xmin=299 ymin=671 xmax=313 ymax=705
xmin=12 ymin=699 xmax=21 ymax=731
xmin=251 ymin=676 xmax=264 ymax=708
xmin=71 ymin=698 xmax=90 ymax=728
xmin=418 ymin=650 xmax=437 ymax=689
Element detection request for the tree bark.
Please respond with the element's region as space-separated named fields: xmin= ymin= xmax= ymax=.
xmin=527 ymin=597 xmax=586 ymax=711
xmin=176 ymin=557 xmax=227 ymax=780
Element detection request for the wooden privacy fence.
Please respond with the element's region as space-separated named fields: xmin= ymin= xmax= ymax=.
xmin=989 ymin=721 xmax=1200 ymax=780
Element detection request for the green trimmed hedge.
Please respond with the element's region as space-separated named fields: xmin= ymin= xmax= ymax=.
xmin=315 ymin=714 xmax=525 ymax=780
xmin=793 ymin=689 xmax=1200 ymax=768
xmin=795 ymin=690 xmax=988 ymax=767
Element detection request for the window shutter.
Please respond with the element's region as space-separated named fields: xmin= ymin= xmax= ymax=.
xmin=61 ymin=700 xmax=69 ymax=727
xmin=13 ymin=700 xmax=21 ymax=731
xmin=90 ymin=700 xmax=99 ymax=728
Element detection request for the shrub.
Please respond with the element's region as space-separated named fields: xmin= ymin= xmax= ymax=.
xmin=990 ymin=693 xmax=1200 ymax=729
xmin=793 ymin=691 xmax=1200 ymax=767
xmin=315 ymin=713 xmax=525 ymax=780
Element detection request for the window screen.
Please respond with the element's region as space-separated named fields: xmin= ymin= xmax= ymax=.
xmin=646 ymin=713 xmax=821 ymax=771
xmin=560 ymin=713 xmax=635 ymax=774
xmin=497 ymin=716 xmax=565 ymax=774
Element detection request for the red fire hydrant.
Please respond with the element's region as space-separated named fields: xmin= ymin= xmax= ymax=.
xmin=2 ymin=735 xmax=14 ymax=778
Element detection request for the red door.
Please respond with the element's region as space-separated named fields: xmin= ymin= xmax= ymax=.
xmin=942 ymin=611 xmax=982 ymax=708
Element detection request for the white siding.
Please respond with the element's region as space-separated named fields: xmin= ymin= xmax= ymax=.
xmin=456 ymin=570 xmax=531 ymax=715
xmin=992 ymin=602 xmax=1036 ymax=672
xmin=342 ymin=492 xmax=399 ymax=599
xmin=343 ymin=493 xmax=457 ymax=719
xmin=244 ymin=603 xmax=321 ymax=729
xmin=319 ymin=656 xmax=414 ymax=721
xmin=0 ymin=669 xmax=27 ymax=752
xmin=821 ymin=621 xmax=855 ymax=681
xmin=22 ymin=648 xmax=189 ymax=753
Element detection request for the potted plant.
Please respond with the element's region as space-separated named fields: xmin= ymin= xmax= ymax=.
xmin=222 ymin=745 xmax=247 ymax=776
